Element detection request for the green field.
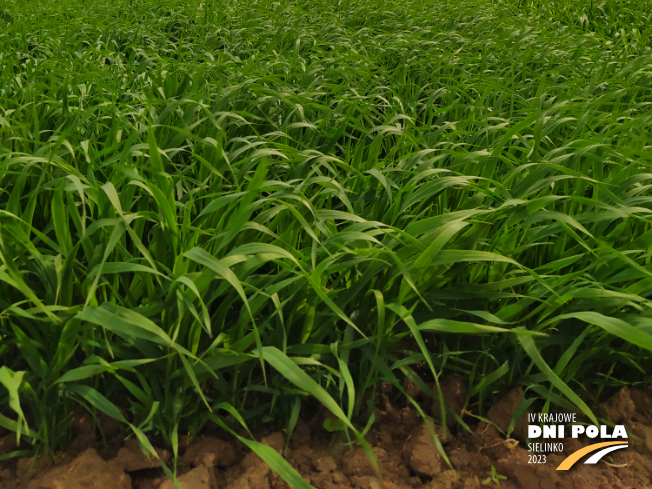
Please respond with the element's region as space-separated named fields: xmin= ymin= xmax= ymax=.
xmin=1 ymin=0 xmax=652 ymax=484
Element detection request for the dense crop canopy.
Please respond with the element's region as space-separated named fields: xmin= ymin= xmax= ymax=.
xmin=1 ymin=0 xmax=652 ymax=482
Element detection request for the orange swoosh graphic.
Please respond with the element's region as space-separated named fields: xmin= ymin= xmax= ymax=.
xmin=556 ymin=441 xmax=628 ymax=470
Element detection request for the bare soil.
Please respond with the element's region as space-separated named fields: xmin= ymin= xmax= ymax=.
xmin=1 ymin=384 xmax=651 ymax=489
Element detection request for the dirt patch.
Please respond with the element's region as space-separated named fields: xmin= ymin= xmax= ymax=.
xmin=1 ymin=386 xmax=652 ymax=489
xmin=486 ymin=387 xmax=529 ymax=441
xmin=182 ymin=436 xmax=239 ymax=470
xmin=160 ymin=465 xmax=215 ymax=489
xmin=116 ymin=439 xmax=172 ymax=472
xmin=431 ymin=377 xmax=468 ymax=428
xmin=26 ymin=448 xmax=131 ymax=489
xmin=405 ymin=421 xmax=442 ymax=477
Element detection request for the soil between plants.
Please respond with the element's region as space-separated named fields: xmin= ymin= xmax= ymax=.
xmin=1 ymin=384 xmax=651 ymax=489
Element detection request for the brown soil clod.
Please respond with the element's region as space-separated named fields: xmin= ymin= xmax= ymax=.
xmin=495 ymin=449 xmax=560 ymax=489
xmin=342 ymin=447 xmax=378 ymax=479
xmin=314 ymin=456 xmax=337 ymax=473
xmin=27 ymin=448 xmax=131 ymax=489
xmin=16 ymin=456 xmax=54 ymax=482
xmin=486 ymin=387 xmax=529 ymax=441
xmin=227 ymin=460 xmax=271 ymax=489
xmin=598 ymin=386 xmax=636 ymax=424
xmin=160 ymin=465 xmax=215 ymax=489
xmin=431 ymin=377 xmax=468 ymax=427
xmin=422 ymin=470 xmax=461 ymax=489
xmin=70 ymin=408 xmax=94 ymax=438
xmin=629 ymin=387 xmax=652 ymax=425
xmin=182 ymin=436 xmax=239 ymax=469
xmin=115 ymin=438 xmax=171 ymax=472
xmin=137 ymin=475 xmax=167 ymax=489
xmin=405 ymin=421 xmax=442 ymax=478
xmin=223 ymin=432 xmax=287 ymax=489
xmin=260 ymin=433 xmax=285 ymax=454
xmin=98 ymin=414 xmax=122 ymax=441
